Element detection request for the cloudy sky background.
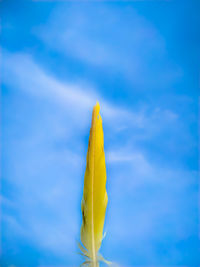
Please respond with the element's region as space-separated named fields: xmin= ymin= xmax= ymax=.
xmin=1 ymin=1 xmax=199 ymax=266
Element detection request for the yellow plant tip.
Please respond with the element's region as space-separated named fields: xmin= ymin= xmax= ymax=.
xmin=80 ymin=102 xmax=108 ymax=265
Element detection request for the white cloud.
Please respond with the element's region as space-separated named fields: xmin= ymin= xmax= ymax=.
xmin=2 ymin=50 xmax=180 ymax=135
xmin=2 ymin=50 xmax=150 ymax=130
xmin=1 ymin=2 xmax=197 ymax=266
xmin=2 ymin=50 xmax=194 ymax=267
xmin=34 ymin=4 xmax=182 ymax=89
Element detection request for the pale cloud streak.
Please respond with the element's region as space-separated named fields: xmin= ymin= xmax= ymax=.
xmin=34 ymin=4 xmax=182 ymax=89
xmin=1 ymin=50 xmax=184 ymax=261
xmin=1 ymin=1 xmax=198 ymax=266
xmin=2 ymin=50 xmax=179 ymax=133
xmin=2 ymin=50 xmax=150 ymax=129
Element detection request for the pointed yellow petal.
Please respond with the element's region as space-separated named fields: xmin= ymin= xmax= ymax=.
xmin=81 ymin=102 xmax=108 ymax=263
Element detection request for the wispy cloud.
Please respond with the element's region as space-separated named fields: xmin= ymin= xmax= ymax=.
xmin=1 ymin=51 xmax=153 ymax=129
xmin=34 ymin=4 xmax=182 ymax=89
xmin=2 ymin=49 xmax=193 ymax=266
xmin=1 ymin=3 xmax=199 ymax=267
xmin=2 ymin=50 xmax=180 ymax=132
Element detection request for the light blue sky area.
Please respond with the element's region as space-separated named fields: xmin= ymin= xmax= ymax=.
xmin=1 ymin=1 xmax=199 ymax=267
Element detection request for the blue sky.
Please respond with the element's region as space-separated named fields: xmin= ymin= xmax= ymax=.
xmin=1 ymin=1 xmax=199 ymax=267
